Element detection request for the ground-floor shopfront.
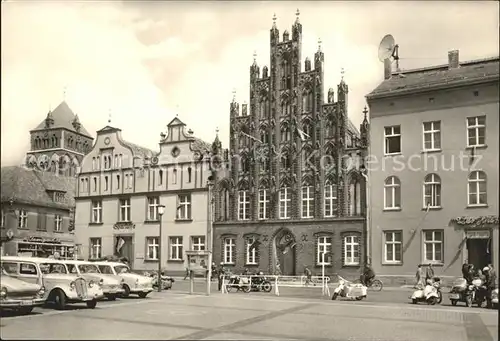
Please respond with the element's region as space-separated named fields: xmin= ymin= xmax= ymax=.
xmin=1 ymin=234 xmax=77 ymax=260
xmin=371 ymin=215 xmax=499 ymax=286
xmin=213 ymin=218 xmax=365 ymax=278
xmin=77 ymin=221 xmax=209 ymax=276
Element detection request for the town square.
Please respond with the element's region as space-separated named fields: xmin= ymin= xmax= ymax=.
xmin=1 ymin=1 xmax=499 ymax=340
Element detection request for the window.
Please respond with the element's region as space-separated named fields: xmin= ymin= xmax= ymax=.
xmin=301 ymin=186 xmax=314 ymax=218
xmin=423 ymin=174 xmax=441 ymax=208
xmin=344 ymin=235 xmax=360 ymax=266
xmin=468 ymin=171 xmax=487 ymax=206
xmin=238 ymin=190 xmax=250 ymax=220
xmin=423 ymin=121 xmax=441 ymax=151
xmin=258 ymin=189 xmax=270 ymax=220
xmin=384 ymin=176 xmax=401 ymax=210
xmin=19 ymin=263 xmax=37 ymax=275
xmin=119 ymin=198 xmax=131 ymax=222
xmin=246 ymin=237 xmax=257 ymax=265
xmin=54 ymin=215 xmax=63 ymax=232
xmin=384 ymin=231 xmax=402 ymax=263
xmin=349 ymin=180 xmax=362 ymax=216
xmin=146 ymin=237 xmax=159 ymax=260
xmin=220 ymin=189 xmax=230 ymax=221
xmin=324 ymin=182 xmax=338 ymax=217
xmin=187 ymin=167 xmax=192 ymax=183
xmin=147 ymin=197 xmax=159 ymax=221
xmin=279 ymin=187 xmax=291 ymax=219
xmin=169 ymin=237 xmax=183 ymax=260
xmin=423 ymin=230 xmax=443 ymax=264
xmin=18 ymin=210 xmax=28 ymax=228
xmin=158 ymin=170 xmax=163 ymax=186
xmin=114 ymin=155 xmax=118 ymax=168
xmin=93 ymin=177 xmax=97 ymax=192
xmin=467 ymin=116 xmax=486 ymax=147
xmin=1 ymin=209 xmax=5 ymax=228
xmin=223 ymin=237 xmax=236 ymax=264
xmin=104 ymin=176 xmax=109 ymax=191
xmin=281 ymin=126 xmax=290 ymax=142
xmin=192 ymin=236 xmax=205 ymax=251
xmin=317 ymin=236 xmax=332 ymax=265
xmin=89 ymin=238 xmax=102 ymax=259
xmin=91 ymin=201 xmax=102 ymax=223
xmin=177 ymin=194 xmax=191 ymax=219
xmin=384 ymin=125 xmax=401 ymax=155
xmin=92 ymin=157 xmax=96 ymax=170
xmin=172 ymin=169 xmax=178 ymax=184
xmin=116 ymin=175 xmax=120 ymax=189
xmin=104 ymin=155 xmax=111 ymax=170
xmin=125 ymin=173 xmax=133 ymax=189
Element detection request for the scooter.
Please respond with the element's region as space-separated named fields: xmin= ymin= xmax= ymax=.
xmin=331 ymin=276 xmax=367 ymax=301
xmin=410 ymin=278 xmax=442 ymax=305
xmin=226 ymin=275 xmax=251 ymax=293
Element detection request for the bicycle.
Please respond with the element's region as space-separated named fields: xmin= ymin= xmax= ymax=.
xmin=353 ymin=277 xmax=383 ymax=292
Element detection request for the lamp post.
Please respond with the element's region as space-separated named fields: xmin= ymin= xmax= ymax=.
xmin=360 ymin=165 xmax=370 ymax=265
xmin=157 ymin=204 xmax=166 ymax=292
xmin=206 ymin=177 xmax=214 ymax=296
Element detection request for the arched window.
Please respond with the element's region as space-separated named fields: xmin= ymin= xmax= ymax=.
xmin=301 ymin=180 xmax=315 ymax=218
xmin=327 ymin=119 xmax=336 ymax=137
xmin=158 ymin=170 xmax=164 ymax=186
xmin=220 ymin=187 xmax=230 ymax=221
xmin=384 ymin=176 xmax=401 ymax=210
xmin=239 ymin=132 xmax=246 ymax=148
xmin=280 ymin=126 xmax=290 ymax=142
xmin=96 ymin=156 xmax=100 ymax=170
xmin=349 ymin=177 xmax=362 ymax=216
xmin=279 ymin=185 xmax=291 ymax=219
xmin=240 ymin=157 xmax=249 ymax=173
xmin=280 ymin=152 xmax=290 ymax=169
xmin=172 ymin=168 xmax=178 ymax=184
xmin=260 ymin=128 xmax=269 ymax=144
xmin=468 ymin=171 xmax=487 ymax=206
xmin=92 ymin=157 xmax=96 ymax=170
xmin=260 ymin=100 xmax=266 ymax=118
xmin=187 ymin=167 xmax=192 ymax=183
xmin=423 ymin=174 xmax=441 ymax=208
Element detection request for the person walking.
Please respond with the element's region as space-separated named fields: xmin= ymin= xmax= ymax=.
xmin=425 ymin=263 xmax=435 ymax=283
xmin=217 ymin=262 xmax=227 ymax=291
xmin=415 ymin=264 xmax=425 ymax=289
xmin=304 ymin=266 xmax=312 ymax=286
xmin=484 ymin=266 xmax=497 ymax=308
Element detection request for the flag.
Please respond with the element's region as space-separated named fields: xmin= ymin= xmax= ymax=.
xmin=249 ymin=240 xmax=261 ymax=252
xmin=295 ymin=126 xmax=310 ymax=142
xmin=425 ymin=203 xmax=430 ymax=213
xmin=116 ymin=238 xmax=125 ymax=253
xmin=469 ymin=147 xmax=475 ymax=166
xmin=240 ymin=131 xmax=262 ymax=144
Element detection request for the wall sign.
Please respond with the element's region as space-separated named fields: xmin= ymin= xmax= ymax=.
xmin=466 ymin=230 xmax=490 ymax=239
xmin=113 ymin=222 xmax=136 ymax=230
xmin=23 ymin=236 xmax=61 ymax=244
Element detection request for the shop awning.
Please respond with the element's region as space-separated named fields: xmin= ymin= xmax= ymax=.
xmin=17 ymin=241 xmax=75 ymax=248
xmin=450 ymin=215 xmax=499 ymax=229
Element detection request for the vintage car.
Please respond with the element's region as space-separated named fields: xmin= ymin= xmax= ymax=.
xmin=1 ymin=256 xmax=104 ymax=310
xmin=92 ymin=261 xmax=154 ymax=298
xmin=62 ymin=260 xmax=125 ymax=301
xmin=0 ymin=264 xmax=46 ymax=314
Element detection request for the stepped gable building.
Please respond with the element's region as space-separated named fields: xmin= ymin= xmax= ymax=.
xmin=1 ymin=166 xmax=77 ymax=258
xmin=366 ymin=50 xmax=499 ymax=285
xmin=75 ymin=118 xmax=214 ymax=275
xmin=211 ymin=12 xmax=370 ymax=277
xmin=25 ymin=101 xmax=94 ymax=176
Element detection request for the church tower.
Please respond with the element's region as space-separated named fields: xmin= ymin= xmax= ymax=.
xmin=25 ymin=101 xmax=94 ymax=176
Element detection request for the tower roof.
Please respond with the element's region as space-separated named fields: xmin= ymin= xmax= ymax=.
xmin=31 ymin=101 xmax=92 ymax=137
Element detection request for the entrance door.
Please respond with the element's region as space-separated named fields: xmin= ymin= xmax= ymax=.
xmin=272 ymin=229 xmax=296 ymax=276
xmin=467 ymin=238 xmax=491 ymax=270
xmin=115 ymin=236 xmax=134 ymax=264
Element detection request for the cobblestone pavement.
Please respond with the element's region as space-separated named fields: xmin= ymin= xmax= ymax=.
xmin=0 ymin=290 xmax=497 ymax=340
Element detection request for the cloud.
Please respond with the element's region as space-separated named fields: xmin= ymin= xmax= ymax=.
xmin=1 ymin=1 xmax=498 ymax=167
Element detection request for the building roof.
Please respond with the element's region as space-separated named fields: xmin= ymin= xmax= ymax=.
xmin=347 ymin=119 xmax=360 ymax=136
xmin=121 ymin=140 xmax=156 ymax=158
xmin=32 ymin=101 xmax=92 ymax=137
xmin=191 ymin=138 xmax=212 ymax=154
xmin=367 ymin=56 xmax=500 ymax=100
xmin=1 ymin=166 xmax=76 ymax=210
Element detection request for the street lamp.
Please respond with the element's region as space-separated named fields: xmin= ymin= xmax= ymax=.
xmin=157 ymin=204 xmax=166 ymax=292
xmin=359 ymin=164 xmax=370 ymax=265
xmin=206 ymin=177 xmax=215 ymax=295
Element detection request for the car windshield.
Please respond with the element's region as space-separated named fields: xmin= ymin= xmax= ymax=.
xmin=98 ymin=265 xmax=114 ymax=275
xmin=40 ymin=263 xmax=67 ymax=274
xmin=78 ymin=264 xmax=100 ymax=274
xmin=114 ymin=265 xmax=130 ymax=274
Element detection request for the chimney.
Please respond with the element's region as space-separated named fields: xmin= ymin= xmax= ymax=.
xmin=384 ymin=58 xmax=392 ymax=80
xmin=448 ymin=50 xmax=460 ymax=69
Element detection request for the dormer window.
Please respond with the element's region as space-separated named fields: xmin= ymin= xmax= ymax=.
xmin=48 ymin=191 xmax=66 ymax=202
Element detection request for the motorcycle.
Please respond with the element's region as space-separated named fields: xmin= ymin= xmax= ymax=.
xmin=226 ymin=275 xmax=251 ymax=293
xmin=410 ymin=278 xmax=442 ymax=305
xmin=250 ymin=272 xmax=272 ymax=292
xmin=449 ymin=277 xmax=482 ymax=307
xmin=150 ymin=273 xmax=174 ymax=290
xmin=331 ymin=276 xmax=367 ymax=301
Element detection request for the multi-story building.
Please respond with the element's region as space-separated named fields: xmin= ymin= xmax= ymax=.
xmin=366 ymin=50 xmax=499 ymax=284
xmin=1 ymin=101 xmax=92 ymax=258
xmin=212 ymin=13 xmax=369 ymax=277
xmin=74 ymin=118 xmax=213 ymax=275
xmin=25 ymin=101 xmax=94 ymax=176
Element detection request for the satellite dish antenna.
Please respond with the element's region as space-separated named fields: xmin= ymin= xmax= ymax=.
xmin=378 ymin=34 xmax=400 ymax=71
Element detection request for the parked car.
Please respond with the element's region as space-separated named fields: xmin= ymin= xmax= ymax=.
xmin=1 ymin=256 xmax=104 ymax=310
xmin=62 ymin=260 xmax=125 ymax=301
xmin=0 ymin=264 xmax=46 ymax=315
xmin=91 ymin=261 xmax=154 ymax=298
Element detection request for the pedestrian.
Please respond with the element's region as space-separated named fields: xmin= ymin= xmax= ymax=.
xmin=183 ymin=267 xmax=190 ymax=280
xmin=487 ymin=263 xmax=496 ymax=281
xmin=484 ymin=266 xmax=496 ymax=308
xmin=304 ymin=266 xmax=312 ymax=286
xmin=462 ymin=262 xmax=470 ymax=279
xmin=415 ymin=264 xmax=425 ymax=289
xmin=425 ymin=263 xmax=434 ymax=283
xmin=218 ymin=262 xmax=226 ymax=291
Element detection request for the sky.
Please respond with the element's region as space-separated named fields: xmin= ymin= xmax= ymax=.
xmin=1 ymin=1 xmax=499 ymax=166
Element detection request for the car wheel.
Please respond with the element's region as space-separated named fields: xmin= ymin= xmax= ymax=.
xmin=122 ymin=285 xmax=131 ymax=298
xmin=18 ymin=306 xmax=34 ymax=315
xmin=138 ymin=292 xmax=148 ymax=298
xmin=451 ymin=300 xmax=457 ymax=306
xmin=86 ymin=299 xmax=97 ymax=309
xmin=54 ymin=289 xmax=67 ymax=310
xmin=108 ymin=294 xmax=117 ymax=301
xmin=427 ymin=297 xmax=437 ymax=305
xmin=355 ymin=296 xmax=364 ymax=301
xmin=412 ymin=299 xmax=417 ymax=304
xmin=263 ymin=282 xmax=272 ymax=293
